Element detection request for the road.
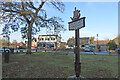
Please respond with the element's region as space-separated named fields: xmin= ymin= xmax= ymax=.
xmin=13 ymin=49 xmax=118 ymax=55
xmin=53 ymin=51 xmax=118 ymax=55
xmin=0 ymin=49 xmax=118 ymax=55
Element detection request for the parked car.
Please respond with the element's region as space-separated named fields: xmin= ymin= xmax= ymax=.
xmin=0 ymin=47 xmax=10 ymax=53
xmin=84 ymin=47 xmax=94 ymax=52
xmin=115 ymin=48 xmax=120 ymax=54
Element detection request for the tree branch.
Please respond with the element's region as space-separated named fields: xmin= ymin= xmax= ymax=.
xmin=21 ymin=2 xmax=30 ymax=24
xmin=25 ymin=2 xmax=37 ymax=10
xmin=38 ymin=0 xmax=46 ymax=11
xmin=37 ymin=16 xmax=49 ymax=22
xmin=31 ymin=0 xmax=47 ymax=26
xmin=1 ymin=9 xmax=20 ymax=13
xmin=29 ymin=2 xmax=37 ymax=10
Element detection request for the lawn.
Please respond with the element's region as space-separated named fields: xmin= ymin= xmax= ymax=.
xmin=2 ymin=52 xmax=118 ymax=78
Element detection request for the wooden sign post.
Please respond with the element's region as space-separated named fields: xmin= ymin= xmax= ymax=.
xmin=68 ymin=7 xmax=86 ymax=79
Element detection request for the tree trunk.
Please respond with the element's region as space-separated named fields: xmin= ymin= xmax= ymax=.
xmin=27 ymin=24 xmax=32 ymax=54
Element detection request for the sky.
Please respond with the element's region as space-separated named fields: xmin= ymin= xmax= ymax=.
xmin=0 ymin=2 xmax=118 ymax=43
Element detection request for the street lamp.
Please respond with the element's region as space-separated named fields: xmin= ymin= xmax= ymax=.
xmin=96 ymin=34 xmax=98 ymax=52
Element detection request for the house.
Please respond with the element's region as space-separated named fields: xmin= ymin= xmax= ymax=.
xmin=93 ymin=40 xmax=110 ymax=45
xmin=25 ymin=38 xmax=38 ymax=49
xmin=31 ymin=38 xmax=38 ymax=49
xmin=58 ymin=39 xmax=67 ymax=49
xmin=80 ymin=37 xmax=90 ymax=48
xmin=93 ymin=40 xmax=110 ymax=51
xmin=18 ymin=41 xmax=25 ymax=46
xmin=9 ymin=43 xmax=18 ymax=48
xmin=67 ymin=36 xmax=75 ymax=48
xmin=37 ymin=35 xmax=61 ymax=49
xmin=67 ymin=36 xmax=90 ymax=49
xmin=17 ymin=41 xmax=26 ymax=48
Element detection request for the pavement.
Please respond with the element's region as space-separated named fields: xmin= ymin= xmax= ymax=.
xmin=68 ymin=75 xmax=88 ymax=80
xmin=4 ymin=49 xmax=119 ymax=55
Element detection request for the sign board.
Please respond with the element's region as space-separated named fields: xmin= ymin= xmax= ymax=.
xmin=68 ymin=17 xmax=85 ymax=30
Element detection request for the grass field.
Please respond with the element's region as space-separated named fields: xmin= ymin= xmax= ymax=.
xmin=2 ymin=52 xmax=118 ymax=78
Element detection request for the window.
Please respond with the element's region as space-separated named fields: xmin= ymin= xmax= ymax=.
xmin=45 ymin=38 xmax=50 ymax=41
xmin=81 ymin=45 xmax=85 ymax=47
xmin=42 ymin=38 xmax=44 ymax=40
xmin=45 ymin=38 xmax=48 ymax=40
xmin=38 ymin=38 xmax=41 ymax=41
xmin=51 ymin=37 xmax=55 ymax=40
xmin=69 ymin=45 xmax=73 ymax=47
xmin=53 ymin=38 xmax=55 ymax=40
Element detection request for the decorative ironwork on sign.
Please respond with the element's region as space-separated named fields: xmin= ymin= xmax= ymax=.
xmin=69 ymin=7 xmax=85 ymax=31
xmin=71 ymin=7 xmax=81 ymax=21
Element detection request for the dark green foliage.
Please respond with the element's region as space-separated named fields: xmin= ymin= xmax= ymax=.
xmin=107 ymin=40 xmax=117 ymax=50
xmin=18 ymin=46 xmax=26 ymax=49
xmin=97 ymin=45 xmax=101 ymax=52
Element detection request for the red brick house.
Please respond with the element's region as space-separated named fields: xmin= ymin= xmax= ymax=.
xmin=25 ymin=38 xmax=38 ymax=49
xmin=93 ymin=40 xmax=110 ymax=45
xmin=31 ymin=38 xmax=38 ymax=49
xmin=17 ymin=41 xmax=26 ymax=48
xmin=93 ymin=40 xmax=110 ymax=51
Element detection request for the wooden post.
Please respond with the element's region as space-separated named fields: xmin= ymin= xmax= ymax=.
xmin=68 ymin=7 xmax=85 ymax=79
xmin=4 ymin=50 xmax=9 ymax=63
xmin=75 ymin=29 xmax=81 ymax=78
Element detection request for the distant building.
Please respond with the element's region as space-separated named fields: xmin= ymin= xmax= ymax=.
xmin=93 ymin=40 xmax=110 ymax=51
xmin=17 ymin=41 xmax=26 ymax=48
xmin=58 ymin=42 xmax=67 ymax=49
xmin=93 ymin=40 xmax=110 ymax=46
xmin=67 ymin=36 xmax=75 ymax=48
xmin=80 ymin=37 xmax=90 ymax=48
xmin=31 ymin=38 xmax=38 ymax=49
xmin=37 ymin=35 xmax=61 ymax=49
xmin=19 ymin=41 xmax=25 ymax=46
xmin=67 ymin=36 xmax=90 ymax=49
xmin=9 ymin=43 xmax=18 ymax=47
xmin=25 ymin=38 xmax=38 ymax=49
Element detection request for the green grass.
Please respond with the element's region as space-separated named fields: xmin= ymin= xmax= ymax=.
xmin=80 ymin=54 xmax=118 ymax=78
xmin=2 ymin=52 xmax=118 ymax=78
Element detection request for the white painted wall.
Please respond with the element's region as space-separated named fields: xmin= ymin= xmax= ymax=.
xmin=38 ymin=35 xmax=59 ymax=43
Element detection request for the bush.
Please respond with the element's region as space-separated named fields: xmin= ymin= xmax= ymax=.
xmin=107 ymin=40 xmax=117 ymax=50
xmin=18 ymin=46 xmax=26 ymax=49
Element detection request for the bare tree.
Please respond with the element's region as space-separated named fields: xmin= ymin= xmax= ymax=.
xmin=0 ymin=0 xmax=65 ymax=54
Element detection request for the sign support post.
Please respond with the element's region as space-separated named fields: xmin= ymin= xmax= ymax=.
xmin=68 ymin=7 xmax=86 ymax=79
xmin=75 ymin=29 xmax=80 ymax=78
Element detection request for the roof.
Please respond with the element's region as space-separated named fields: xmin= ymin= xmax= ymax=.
xmin=67 ymin=37 xmax=90 ymax=45
xmin=68 ymin=37 xmax=89 ymax=41
xmin=38 ymin=35 xmax=58 ymax=37
xmin=113 ymin=36 xmax=120 ymax=45
xmin=93 ymin=40 xmax=110 ymax=45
